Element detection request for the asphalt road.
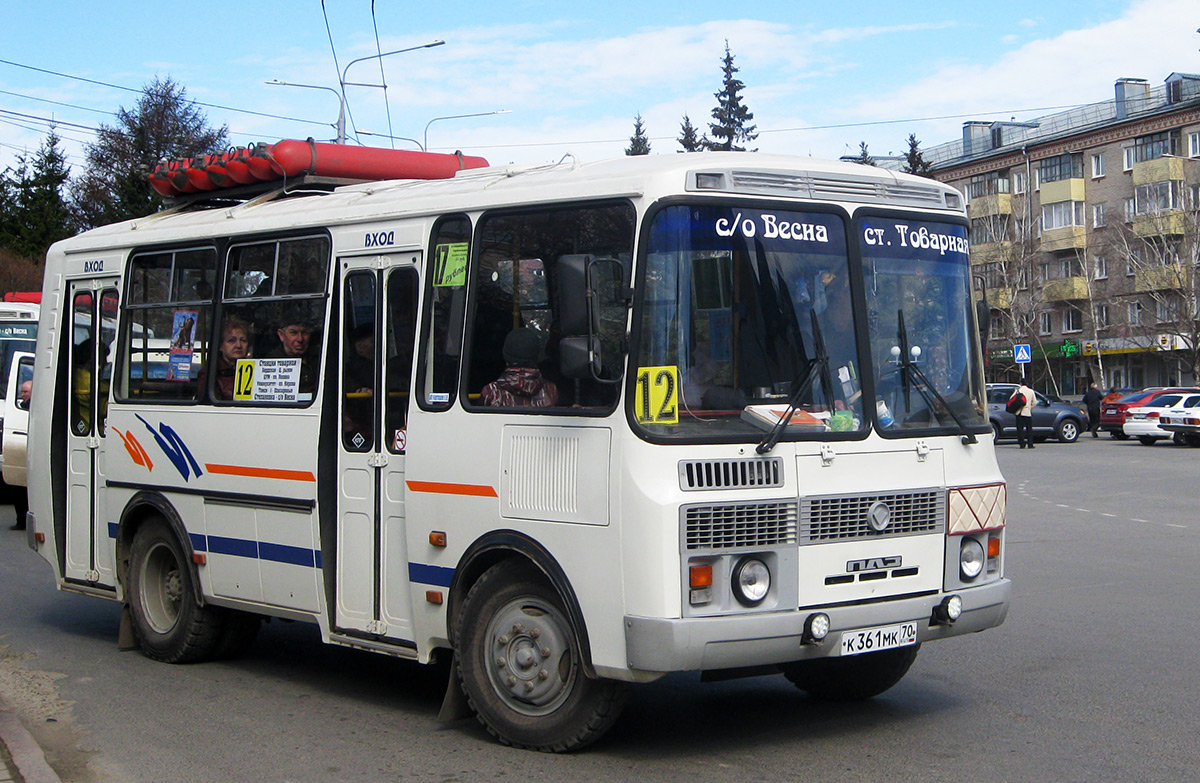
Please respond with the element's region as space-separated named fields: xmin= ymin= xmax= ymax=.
xmin=1 ymin=435 xmax=1197 ymax=783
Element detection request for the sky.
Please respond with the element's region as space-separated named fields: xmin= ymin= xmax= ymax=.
xmin=2 ymin=0 xmax=1199 ymax=175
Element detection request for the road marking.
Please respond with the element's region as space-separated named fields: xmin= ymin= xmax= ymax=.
xmin=1167 ymin=524 xmax=1186 ymax=529
xmin=1101 ymin=513 xmax=1116 ymax=518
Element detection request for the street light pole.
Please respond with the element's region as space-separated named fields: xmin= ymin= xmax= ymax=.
xmin=339 ymin=39 xmax=444 ymax=147
xmin=264 ymin=80 xmax=346 ymax=144
xmin=424 ymin=110 xmax=512 ymax=152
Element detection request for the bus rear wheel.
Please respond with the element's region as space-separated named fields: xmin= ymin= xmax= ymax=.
xmin=127 ymin=518 xmax=223 ymax=663
xmin=455 ymin=560 xmax=626 ymax=752
xmin=780 ymin=644 xmax=920 ymax=701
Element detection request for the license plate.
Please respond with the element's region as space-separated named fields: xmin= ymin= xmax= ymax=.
xmin=839 ymin=622 xmax=918 ymax=656
xmin=1106 ymin=408 xmax=1117 ymax=414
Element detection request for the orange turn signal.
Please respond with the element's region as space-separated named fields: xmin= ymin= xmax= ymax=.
xmin=429 ymin=531 xmax=447 ymax=547
xmin=987 ymin=535 xmax=1001 ymax=558
xmin=689 ymin=564 xmax=713 ymax=589
xmin=426 ymin=590 xmax=444 ymax=605
xmin=192 ymin=553 xmax=207 ymax=565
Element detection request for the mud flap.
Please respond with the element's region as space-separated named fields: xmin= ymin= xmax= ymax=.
xmin=117 ymin=604 xmax=139 ymax=651
xmin=437 ymin=653 xmax=472 ymax=722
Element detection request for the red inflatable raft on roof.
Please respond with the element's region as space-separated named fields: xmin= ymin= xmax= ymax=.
xmin=148 ymin=139 xmax=490 ymax=197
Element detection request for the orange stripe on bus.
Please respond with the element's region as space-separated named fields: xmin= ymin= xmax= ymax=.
xmin=406 ymin=480 xmax=498 ymax=497
xmin=204 ymin=464 xmax=317 ymax=482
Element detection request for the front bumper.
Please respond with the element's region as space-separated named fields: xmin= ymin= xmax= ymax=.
xmin=625 ymin=578 xmax=1011 ymax=673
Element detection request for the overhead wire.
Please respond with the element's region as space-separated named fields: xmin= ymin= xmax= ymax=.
xmin=371 ymin=0 xmax=396 ymax=149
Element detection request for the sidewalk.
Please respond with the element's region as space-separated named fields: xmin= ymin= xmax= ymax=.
xmin=0 ymin=699 xmax=61 ymax=783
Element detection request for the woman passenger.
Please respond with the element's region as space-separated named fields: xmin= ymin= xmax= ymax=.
xmin=212 ymin=317 xmax=251 ymax=400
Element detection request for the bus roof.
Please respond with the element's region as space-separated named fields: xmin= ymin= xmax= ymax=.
xmin=49 ymin=152 xmax=964 ymax=258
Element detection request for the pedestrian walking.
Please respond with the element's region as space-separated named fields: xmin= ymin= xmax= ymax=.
xmin=1012 ymin=382 xmax=1036 ymax=449
xmin=1083 ymin=381 xmax=1103 ymax=438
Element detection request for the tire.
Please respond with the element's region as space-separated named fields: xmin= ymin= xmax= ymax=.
xmin=1137 ymin=435 xmax=1158 ymax=446
xmin=1056 ymin=419 xmax=1080 ymax=443
xmin=455 ymin=560 xmax=626 ymax=752
xmin=1173 ymin=432 xmax=1187 ymax=446
xmin=991 ymin=422 xmax=1003 ymax=442
xmin=781 ymin=644 xmax=920 ymax=701
xmin=1111 ymin=430 xmax=1129 ymax=440
xmin=127 ymin=519 xmax=224 ymax=663
xmin=1187 ymin=434 xmax=1200 ymax=448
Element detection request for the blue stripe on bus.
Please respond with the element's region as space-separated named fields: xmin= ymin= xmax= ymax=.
xmin=190 ymin=532 xmax=207 ymax=551
xmin=207 ymin=534 xmax=261 ymax=559
xmin=259 ymin=541 xmax=315 ymax=568
xmin=409 ymin=562 xmax=454 ymax=587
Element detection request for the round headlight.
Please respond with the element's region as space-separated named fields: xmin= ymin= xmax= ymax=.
xmin=805 ymin=612 xmax=830 ymax=642
xmin=732 ymin=557 xmax=771 ymax=606
xmin=960 ymin=538 xmax=985 ymax=579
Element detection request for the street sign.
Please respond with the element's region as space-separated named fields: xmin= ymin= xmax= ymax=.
xmin=1014 ymin=343 xmax=1031 ymax=363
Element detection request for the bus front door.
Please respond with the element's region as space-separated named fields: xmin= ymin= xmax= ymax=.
xmin=65 ymin=282 xmax=118 ymax=587
xmin=335 ymin=262 xmax=419 ymax=643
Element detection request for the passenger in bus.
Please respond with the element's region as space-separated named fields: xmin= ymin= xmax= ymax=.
xmin=72 ymin=339 xmax=109 ymax=430
xmin=209 ymin=316 xmax=252 ymax=400
xmin=269 ymin=315 xmax=317 ymax=394
xmin=481 ymin=328 xmax=557 ymax=407
xmin=346 ymin=323 xmax=375 ymax=395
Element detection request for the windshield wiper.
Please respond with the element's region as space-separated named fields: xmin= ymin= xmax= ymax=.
xmin=895 ymin=309 xmax=977 ymax=445
xmin=757 ymin=311 xmax=836 ymax=454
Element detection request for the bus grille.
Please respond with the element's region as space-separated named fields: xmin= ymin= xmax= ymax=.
xmin=678 ymin=458 xmax=784 ymax=490
xmin=801 ymin=490 xmax=944 ymax=542
xmin=683 ymin=501 xmax=798 ymax=550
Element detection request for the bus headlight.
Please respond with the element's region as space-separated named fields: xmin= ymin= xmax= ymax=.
xmin=960 ymin=538 xmax=985 ymax=580
xmin=732 ymin=557 xmax=771 ymax=606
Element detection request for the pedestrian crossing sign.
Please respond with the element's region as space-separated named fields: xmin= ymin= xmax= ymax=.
xmin=1014 ymin=343 xmax=1031 ymax=363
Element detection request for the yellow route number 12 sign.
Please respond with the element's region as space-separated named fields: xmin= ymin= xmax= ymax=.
xmin=634 ymin=365 xmax=679 ymax=424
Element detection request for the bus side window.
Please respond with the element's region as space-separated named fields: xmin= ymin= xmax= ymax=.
xmin=385 ymin=268 xmax=417 ymax=452
xmin=417 ymin=216 xmax=470 ymax=411
xmin=466 ymin=202 xmax=634 ymax=411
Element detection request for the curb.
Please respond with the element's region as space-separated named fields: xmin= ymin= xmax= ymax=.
xmin=0 ymin=707 xmax=62 ymax=783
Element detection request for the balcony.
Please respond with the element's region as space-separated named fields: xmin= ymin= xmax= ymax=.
xmin=985 ymin=286 xmax=1016 ymax=309
xmin=970 ymin=241 xmax=1014 ymax=265
xmin=1132 ymin=156 xmax=1185 ymax=186
xmin=968 ymin=193 xmax=1012 ymax=218
xmin=1043 ymin=276 xmax=1089 ymax=301
xmin=1133 ymin=210 xmax=1187 ymax=237
xmin=1134 ymin=263 xmax=1189 ymax=292
xmin=1040 ymin=226 xmax=1087 ymax=252
xmin=1039 ymin=178 xmax=1085 ymax=204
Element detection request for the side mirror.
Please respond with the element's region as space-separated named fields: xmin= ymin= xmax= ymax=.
xmin=556 ymin=254 xmax=627 ymax=382
xmin=560 ymin=336 xmax=602 ymax=379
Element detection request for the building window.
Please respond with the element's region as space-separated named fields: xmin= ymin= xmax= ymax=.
xmin=1062 ymin=309 xmax=1083 ymax=334
xmin=1094 ymin=256 xmax=1108 ymax=280
xmin=1190 ymin=132 xmax=1200 ymax=158
xmin=970 ymin=215 xmax=1011 ymax=244
xmin=1091 ymin=153 xmax=1105 ymax=179
xmin=1133 ymin=130 xmax=1180 ymax=163
xmin=1039 ymin=311 xmax=1053 ymax=336
xmin=965 ymin=171 xmax=1010 ymax=199
xmin=1012 ymin=170 xmax=1028 ymax=194
xmin=1156 ymin=297 xmax=1174 ymax=323
xmin=1042 ymin=201 xmax=1086 ymax=230
xmin=1123 ymin=146 xmax=1135 ymax=171
xmin=1124 ymin=198 xmax=1135 ymax=222
xmin=1128 ymin=301 xmax=1142 ymax=324
xmin=1060 ymin=256 xmax=1084 ymax=278
xmin=1096 ymin=304 xmax=1110 ymax=329
xmin=1039 ymin=153 xmax=1084 ymax=183
xmin=1093 ymin=203 xmax=1107 ymax=228
xmin=1134 ymin=181 xmax=1179 ymax=216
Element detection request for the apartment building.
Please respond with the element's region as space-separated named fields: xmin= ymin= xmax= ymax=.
xmin=919 ymin=72 xmax=1200 ymax=395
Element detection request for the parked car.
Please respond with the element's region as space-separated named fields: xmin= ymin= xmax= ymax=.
xmin=1098 ymin=387 xmax=1200 ymax=439
xmin=1159 ymin=406 xmax=1200 ymax=447
xmin=987 ymin=383 xmax=1087 ymax=443
xmin=1122 ymin=392 xmax=1200 ymax=445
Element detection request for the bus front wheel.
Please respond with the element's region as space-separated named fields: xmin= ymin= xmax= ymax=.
xmin=454 ymin=560 xmax=626 ymax=752
xmin=127 ymin=518 xmax=224 ymax=663
xmin=780 ymin=644 xmax=920 ymax=701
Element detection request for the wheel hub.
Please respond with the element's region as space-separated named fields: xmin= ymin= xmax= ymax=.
xmin=486 ymin=600 xmax=575 ymax=715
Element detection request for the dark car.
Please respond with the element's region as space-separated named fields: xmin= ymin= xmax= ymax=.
xmin=987 ymin=383 xmax=1086 ymax=443
xmin=1098 ymin=387 xmax=1200 ymax=439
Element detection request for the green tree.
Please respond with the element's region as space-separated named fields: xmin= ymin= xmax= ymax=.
xmin=677 ymin=114 xmax=706 ymax=152
xmin=902 ymin=133 xmax=934 ymax=177
xmin=851 ymin=141 xmax=875 ymax=166
xmin=625 ymin=114 xmax=652 ymax=156
xmin=70 ymin=76 xmax=228 ymax=228
xmin=0 ymin=128 xmax=74 ymax=261
xmin=707 ymin=41 xmax=757 ymax=152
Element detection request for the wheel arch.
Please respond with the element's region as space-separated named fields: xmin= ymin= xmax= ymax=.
xmin=116 ymin=491 xmax=204 ymax=607
xmin=447 ymin=529 xmax=598 ymax=679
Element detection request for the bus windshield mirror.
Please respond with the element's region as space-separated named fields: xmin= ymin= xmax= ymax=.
xmin=894 ymin=309 xmax=977 ymax=445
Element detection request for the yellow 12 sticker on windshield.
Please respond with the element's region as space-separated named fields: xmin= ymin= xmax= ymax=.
xmin=635 ymin=366 xmax=679 ymax=424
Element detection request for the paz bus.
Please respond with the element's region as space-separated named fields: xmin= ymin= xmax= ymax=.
xmin=26 ymin=142 xmax=1010 ymax=751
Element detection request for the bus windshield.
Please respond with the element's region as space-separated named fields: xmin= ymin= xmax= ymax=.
xmin=635 ymin=204 xmax=863 ymax=439
xmin=859 ymin=216 xmax=987 ymax=433
xmin=633 ymin=205 xmax=986 ymax=441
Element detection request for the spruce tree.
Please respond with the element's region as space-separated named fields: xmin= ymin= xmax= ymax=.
xmin=0 ymin=129 xmax=73 ymax=261
xmin=902 ymin=133 xmax=934 ymax=177
xmin=70 ymin=76 xmax=228 ymax=228
xmin=677 ymin=114 xmax=706 ymax=152
xmin=707 ymin=41 xmax=757 ymax=152
xmin=625 ymin=114 xmax=652 ymax=156
xmin=851 ymin=141 xmax=875 ymax=166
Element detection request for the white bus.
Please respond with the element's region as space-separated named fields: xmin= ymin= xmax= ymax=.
xmin=27 ymin=148 xmax=1010 ymax=751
